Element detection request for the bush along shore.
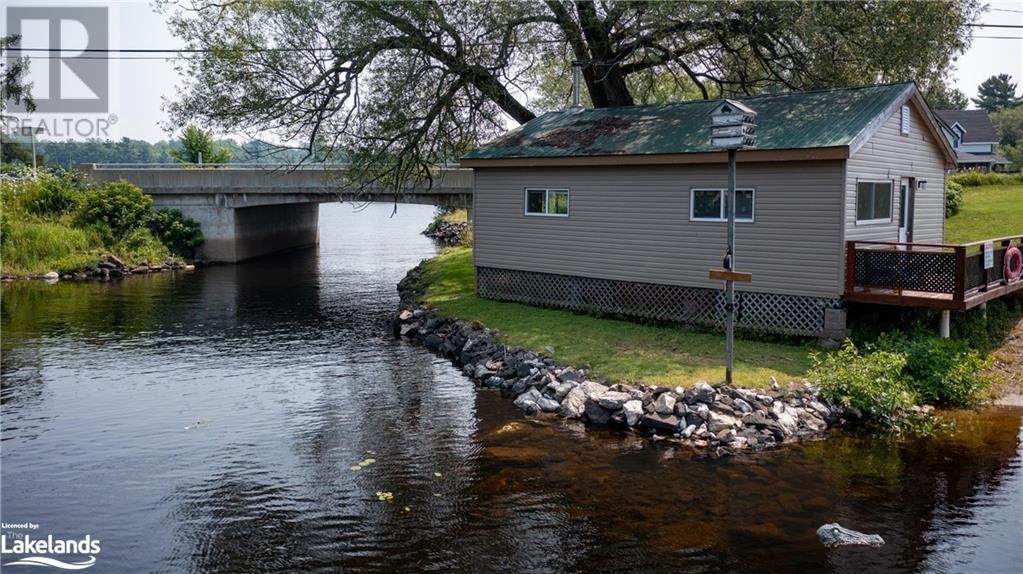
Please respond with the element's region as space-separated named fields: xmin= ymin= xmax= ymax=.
xmin=392 ymin=263 xmax=847 ymax=455
xmin=1 ymin=253 xmax=195 ymax=283
xmin=0 ymin=166 xmax=203 ymax=281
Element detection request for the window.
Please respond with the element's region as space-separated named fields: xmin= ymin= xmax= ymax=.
xmin=524 ymin=188 xmax=569 ymax=216
xmin=690 ymin=189 xmax=755 ymax=222
xmin=900 ymin=105 xmax=910 ymax=136
xmin=856 ymin=181 xmax=893 ymax=223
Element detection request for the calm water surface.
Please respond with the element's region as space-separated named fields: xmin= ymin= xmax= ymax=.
xmin=2 ymin=203 xmax=1021 ymax=573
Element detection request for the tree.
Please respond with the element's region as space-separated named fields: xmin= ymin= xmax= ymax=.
xmin=1 ymin=34 xmax=34 ymax=119
xmin=0 ymin=133 xmax=39 ymax=165
xmin=169 ymin=125 xmax=232 ymax=164
xmin=971 ymin=74 xmax=1020 ymax=112
xmin=163 ymin=0 xmax=981 ymax=188
xmin=924 ymin=82 xmax=969 ymax=110
xmin=990 ymin=104 xmax=1023 ymax=146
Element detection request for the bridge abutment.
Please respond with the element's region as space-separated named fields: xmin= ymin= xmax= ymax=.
xmin=169 ymin=201 xmax=319 ymax=263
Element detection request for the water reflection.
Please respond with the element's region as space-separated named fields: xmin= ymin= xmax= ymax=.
xmin=2 ymin=203 xmax=1021 ymax=573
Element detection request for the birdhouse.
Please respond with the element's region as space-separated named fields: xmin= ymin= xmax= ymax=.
xmin=709 ymin=99 xmax=757 ymax=149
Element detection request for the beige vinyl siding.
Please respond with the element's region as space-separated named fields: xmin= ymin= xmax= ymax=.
xmin=845 ymin=101 xmax=947 ymax=244
xmin=473 ymin=161 xmax=846 ymax=299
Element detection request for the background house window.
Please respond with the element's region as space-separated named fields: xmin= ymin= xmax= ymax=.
xmin=856 ymin=181 xmax=893 ymax=223
xmin=690 ymin=189 xmax=755 ymax=222
xmin=525 ymin=188 xmax=569 ymax=216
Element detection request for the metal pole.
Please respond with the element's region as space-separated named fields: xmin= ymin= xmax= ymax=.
xmin=725 ymin=148 xmax=736 ymax=385
xmin=31 ymin=131 xmax=37 ymax=172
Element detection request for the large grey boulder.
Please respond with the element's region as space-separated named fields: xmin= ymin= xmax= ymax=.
xmin=771 ymin=402 xmax=799 ymax=437
xmin=688 ymin=381 xmax=716 ymax=403
xmin=584 ymin=400 xmax=613 ymax=424
xmin=640 ymin=413 xmax=680 ymax=433
xmin=653 ymin=393 xmax=676 ymax=415
xmin=513 ymin=389 xmax=542 ymax=415
xmin=598 ymin=391 xmax=632 ymax=411
xmin=537 ymin=395 xmax=561 ymax=413
xmin=559 ymin=386 xmax=588 ymax=418
xmin=706 ymin=411 xmax=740 ymax=433
xmin=623 ymin=400 xmax=644 ymax=426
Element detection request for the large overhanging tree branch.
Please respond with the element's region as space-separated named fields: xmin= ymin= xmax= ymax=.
xmin=161 ymin=0 xmax=980 ymax=190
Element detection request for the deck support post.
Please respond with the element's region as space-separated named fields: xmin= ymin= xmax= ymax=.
xmin=939 ymin=310 xmax=951 ymax=338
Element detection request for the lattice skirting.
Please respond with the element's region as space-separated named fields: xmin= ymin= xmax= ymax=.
xmin=476 ymin=266 xmax=842 ymax=337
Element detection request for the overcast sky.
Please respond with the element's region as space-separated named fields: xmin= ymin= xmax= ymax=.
xmin=6 ymin=0 xmax=1023 ymax=143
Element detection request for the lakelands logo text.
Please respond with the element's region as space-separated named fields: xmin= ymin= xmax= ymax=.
xmin=1 ymin=534 xmax=100 ymax=569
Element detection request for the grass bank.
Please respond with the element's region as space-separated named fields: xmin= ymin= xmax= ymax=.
xmin=1 ymin=167 xmax=201 ymax=277
xmin=945 ymin=184 xmax=1023 ymax=244
xmin=418 ymin=247 xmax=812 ymax=388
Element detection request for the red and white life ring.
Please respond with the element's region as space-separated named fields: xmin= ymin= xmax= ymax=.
xmin=1005 ymin=246 xmax=1023 ymax=283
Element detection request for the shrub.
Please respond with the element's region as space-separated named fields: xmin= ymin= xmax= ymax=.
xmin=874 ymin=332 xmax=990 ymax=406
xmin=944 ymin=179 xmax=963 ymax=218
xmin=948 ymin=171 xmax=1023 ymax=187
xmin=77 ymin=179 xmax=153 ymax=242
xmin=811 ymin=340 xmax=919 ymax=432
xmin=25 ymin=174 xmax=81 ymax=217
xmin=147 ymin=209 xmax=203 ymax=256
xmin=117 ymin=227 xmax=171 ymax=264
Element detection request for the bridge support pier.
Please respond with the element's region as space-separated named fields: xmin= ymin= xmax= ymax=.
xmin=166 ymin=201 xmax=320 ymax=263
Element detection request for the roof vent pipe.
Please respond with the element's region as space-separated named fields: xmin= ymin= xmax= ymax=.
xmin=570 ymin=61 xmax=583 ymax=111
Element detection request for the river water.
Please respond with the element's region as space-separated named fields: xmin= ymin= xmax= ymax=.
xmin=2 ymin=203 xmax=1020 ymax=573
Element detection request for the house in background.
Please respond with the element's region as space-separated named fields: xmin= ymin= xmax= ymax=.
xmin=462 ymin=82 xmax=961 ymax=339
xmin=934 ymin=109 xmax=1010 ymax=172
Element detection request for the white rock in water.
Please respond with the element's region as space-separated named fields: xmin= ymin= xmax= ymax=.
xmin=43 ymin=271 xmax=59 ymax=282
xmin=816 ymin=523 xmax=885 ymax=548
xmin=622 ymin=400 xmax=644 ymax=426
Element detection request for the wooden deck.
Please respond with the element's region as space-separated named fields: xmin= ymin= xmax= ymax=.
xmin=844 ymin=235 xmax=1023 ymax=310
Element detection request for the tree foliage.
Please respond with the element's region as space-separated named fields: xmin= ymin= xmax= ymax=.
xmin=972 ymin=74 xmax=1020 ymax=112
xmin=924 ymin=82 xmax=969 ymax=110
xmin=169 ymin=125 xmax=233 ymax=164
xmin=1 ymin=34 xmax=34 ymax=119
xmin=162 ymin=0 xmax=981 ymax=188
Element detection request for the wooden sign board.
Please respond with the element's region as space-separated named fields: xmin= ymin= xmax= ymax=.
xmin=709 ymin=268 xmax=753 ymax=283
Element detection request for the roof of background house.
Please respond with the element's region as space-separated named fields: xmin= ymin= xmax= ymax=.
xmin=934 ymin=109 xmax=999 ymax=143
xmin=956 ymin=150 xmax=1010 ymax=164
xmin=465 ymin=82 xmax=944 ymax=162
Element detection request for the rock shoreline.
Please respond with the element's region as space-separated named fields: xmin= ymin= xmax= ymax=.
xmin=393 ymin=262 xmax=847 ymax=454
xmin=1 ymin=253 xmax=195 ymax=283
xmin=422 ymin=220 xmax=469 ymax=246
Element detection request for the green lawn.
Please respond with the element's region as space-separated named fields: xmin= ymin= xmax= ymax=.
xmin=945 ymin=184 xmax=1023 ymax=244
xmin=419 ymin=247 xmax=814 ymax=389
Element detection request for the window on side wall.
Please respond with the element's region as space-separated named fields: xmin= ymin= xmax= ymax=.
xmin=524 ymin=188 xmax=569 ymax=216
xmin=855 ymin=181 xmax=893 ymax=223
xmin=690 ymin=188 xmax=755 ymax=222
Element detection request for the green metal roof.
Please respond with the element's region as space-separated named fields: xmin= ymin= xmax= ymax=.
xmin=464 ymin=82 xmax=915 ymax=160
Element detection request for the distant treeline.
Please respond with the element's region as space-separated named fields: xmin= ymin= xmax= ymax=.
xmin=4 ymin=136 xmax=323 ymax=168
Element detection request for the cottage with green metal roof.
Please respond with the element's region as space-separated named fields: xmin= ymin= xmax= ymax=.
xmin=461 ymin=82 xmax=959 ymax=339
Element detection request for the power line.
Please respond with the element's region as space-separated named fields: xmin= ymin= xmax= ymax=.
xmin=965 ymin=22 xmax=1023 ymax=27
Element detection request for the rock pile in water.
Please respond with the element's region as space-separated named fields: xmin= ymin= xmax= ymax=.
xmin=394 ymin=265 xmax=845 ymax=454
xmin=423 ymin=220 xmax=469 ymax=246
xmin=1 ymin=254 xmax=195 ymax=283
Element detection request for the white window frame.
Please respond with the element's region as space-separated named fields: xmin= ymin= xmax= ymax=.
xmin=689 ymin=188 xmax=756 ymax=223
xmin=854 ymin=180 xmax=895 ymax=225
xmin=524 ymin=187 xmax=570 ymax=217
xmin=900 ymin=105 xmax=910 ymax=136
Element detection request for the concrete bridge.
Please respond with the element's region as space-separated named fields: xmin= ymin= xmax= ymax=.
xmin=80 ymin=163 xmax=473 ymax=263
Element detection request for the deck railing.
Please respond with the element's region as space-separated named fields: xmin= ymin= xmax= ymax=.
xmin=845 ymin=234 xmax=1023 ymax=310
